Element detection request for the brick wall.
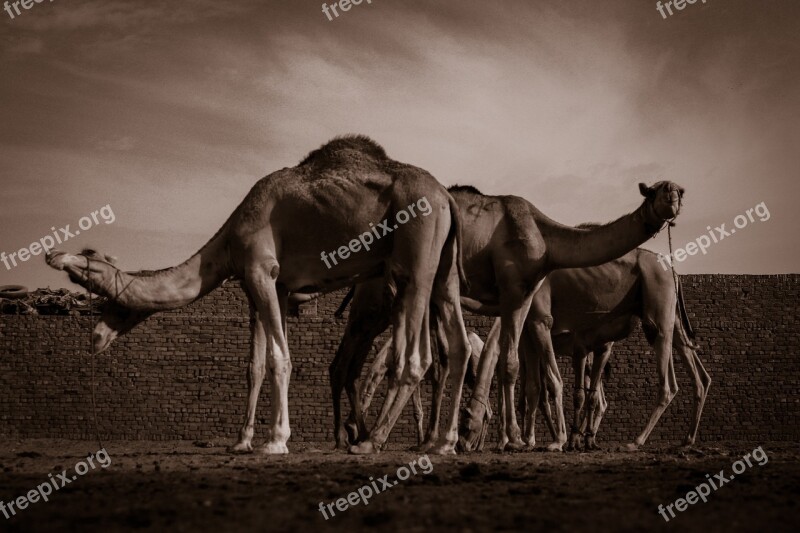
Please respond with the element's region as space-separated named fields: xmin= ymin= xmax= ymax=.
xmin=1 ymin=275 xmax=798 ymax=447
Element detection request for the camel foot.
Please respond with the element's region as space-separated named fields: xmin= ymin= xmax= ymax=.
xmin=494 ymin=438 xmax=508 ymax=453
xmin=410 ymin=441 xmax=435 ymax=453
xmin=335 ymin=428 xmax=353 ymax=451
xmin=457 ymin=432 xmax=483 ymax=453
xmin=585 ymin=436 xmax=600 ymax=451
xmin=259 ymin=441 xmax=289 ymax=455
xmin=504 ymin=440 xmax=526 ymax=452
xmin=344 ymin=421 xmax=361 ymax=445
xmin=430 ymin=443 xmax=457 ymax=455
xmin=546 ymin=442 xmax=565 ymax=453
xmin=349 ymin=440 xmax=379 ymax=455
xmin=567 ymin=433 xmax=582 ymax=451
xmin=228 ymin=441 xmax=253 ymax=454
xmin=683 ymin=435 xmax=696 ymax=446
xmin=621 ymin=442 xmax=640 ymax=452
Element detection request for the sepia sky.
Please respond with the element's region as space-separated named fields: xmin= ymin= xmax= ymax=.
xmin=1 ymin=0 xmax=798 ymax=290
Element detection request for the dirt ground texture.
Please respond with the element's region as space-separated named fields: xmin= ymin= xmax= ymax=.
xmin=0 ymin=439 xmax=797 ymax=532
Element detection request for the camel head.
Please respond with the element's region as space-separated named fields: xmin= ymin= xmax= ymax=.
xmin=457 ymin=403 xmax=492 ymax=452
xmin=45 ymin=248 xmax=151 ymax=353
xmin=45 ymin=247 xmax=120 ymax=293
xmin=639 ymin=181 xmax=684 ymax=222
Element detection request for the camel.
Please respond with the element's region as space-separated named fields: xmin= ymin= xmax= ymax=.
xmin=510 ymin=247 xmax=711 ymax=451
xmin=357 ymin=330 xmax=488 ymax=448
xmin=330 ymin=180 xmax=684 ymax=453
xmin=45 ymin=135 xmax=473 ymax=455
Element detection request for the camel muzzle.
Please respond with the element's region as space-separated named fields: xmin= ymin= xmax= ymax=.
xmin=92 ymin=327 xmax=117 ymax=354
xmin=45 ymin=250 xmax=70 ymax=270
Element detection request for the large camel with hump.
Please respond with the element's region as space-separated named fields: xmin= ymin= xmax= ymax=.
xmin=45 ymin=135 xmax=473 ymax=455
xmin=330 ymin=181 xmax=684 ymax=452
xmin=511 ymin=247 xmax=711 ymax=451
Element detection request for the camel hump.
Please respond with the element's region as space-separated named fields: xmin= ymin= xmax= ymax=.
xmin=448 ymin=184 xmax=483 ymax=195
xmin=298 ymin=134 xmax=388 ymax=166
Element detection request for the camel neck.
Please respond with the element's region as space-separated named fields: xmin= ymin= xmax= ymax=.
xmin=105 ymin=231 xmax=232 ymax=311
xmin=540 ymin=201 xmax=663 ymax=270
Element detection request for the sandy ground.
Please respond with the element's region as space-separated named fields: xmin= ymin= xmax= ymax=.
xmin=0 ymin=439 xmax=797 ymax=532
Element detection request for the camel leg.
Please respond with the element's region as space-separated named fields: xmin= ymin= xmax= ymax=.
xmin=242 ymin=263 xmax=292 ymax=454
xmin=588 ymin=379 xmax=608 ymax=449
xmin=626 ymin=324 xmax=678 ymax=451
xmin=364 ymin=335 xmax=427 ymax=449
xmin=230 ymin=296 xmax=267 ymax=453
xmin=521 ymin=323 xmax=546 ymax=447
xmin=412 ymin=384 xmax=425 ymax=447
xmin=458 ymin=319 xmax=501 ymax=452
xmin=537 ymin=380 xmax=558 ymax=444
xmin=529 ymin=318 xmax=567 ymax=452
xmin=495 ymin=295 xmax=534 ymax=451
xmin=567 ymin=348 xmax=587 ymax=451
xmin=584 ymin=342 xmax=613 ymax=450
xmin=673 ymin=323 xmax=711 ymax=445
xmin=530 ymin=333 xmax=559 ymax=445
xmin=330 ymin=282 xmax=389 ymax=449
xmin=415 ymin=321 xmax=447 ymax=452
xmin=427 ymin=236 xmax=472 ymax=456
xmin=359 ymin=337 xmax=392 ymax=423
xmin=578 ymin=354 xmax=592 ymax=435
xmin=349 ymin=292 xmax=432 ymax=454
xmin=350 ymin=211 xmax=447 ymax=455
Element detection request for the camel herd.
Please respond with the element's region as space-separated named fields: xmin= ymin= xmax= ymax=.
xmin=44 ymin=135 xmax=708 ymax=455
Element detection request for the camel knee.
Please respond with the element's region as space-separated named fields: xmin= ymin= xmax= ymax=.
xmin=588 ymin=391 xmax=602 ymax=412
xmin=450 ymin=334 xmax=471 ymax=368
xmin=693 ymin=376 xmax=710 ymax=402
xmin=657 ymin=385 xmax=677 ymax=408
xmin=500 ymin=364 xmax=520 ymax=386
xmin=573 ymin=389 xmax=585 ymax=410
xmin=499 ymin=350 xmax=521 ymax=383
xmin=328 ymin=357 xmax=341 ymax=381
xmin=548 ymin=370 xmax=563 ymax=399
xmin=702 ymin=374 xmax=712 ymax=394
xmin=532 ymin=315 xmax=554 ymax=332
xmin=249 ymin=361 xmax=266 ymax=383
xmin=400 ymin=359 xmax=430 ymax=386
xmin=269 ymin=355 xmax=292 ymax=377
xmin=597 ymin=394 xmax=608 ymax=415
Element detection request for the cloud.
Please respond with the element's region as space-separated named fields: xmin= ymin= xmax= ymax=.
xmin=1 ymin=0 xmax=797 ymax=287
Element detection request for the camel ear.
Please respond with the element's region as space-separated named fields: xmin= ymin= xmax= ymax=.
xmin=638 ymin=182 xmax=651 ymax=198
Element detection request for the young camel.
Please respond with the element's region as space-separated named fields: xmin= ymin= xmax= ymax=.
xmin=357 ymin=330 xmax=488 ymax=448
xmin=501 ymin=248 xmax=711 ymax=451
xmin=45 ymin=135 xmax=472 ymax=455
xmin=330 ymin=181 xmax=685 ymax=453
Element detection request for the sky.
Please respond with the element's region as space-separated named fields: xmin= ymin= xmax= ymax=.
xmin=1 ymin=0 xmax=798 ymax=291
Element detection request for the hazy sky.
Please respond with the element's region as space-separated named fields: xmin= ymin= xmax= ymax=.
xmin=1 ymin=0 xmax=798 ymax=290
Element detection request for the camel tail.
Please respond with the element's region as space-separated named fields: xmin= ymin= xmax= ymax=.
xmin=447 ymin=194 xmax=469 ymax=291
xmin=334 ymin=286 xmax=355 ymax=318
xmin=677 ymin=280 xmax=696 ymax=340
